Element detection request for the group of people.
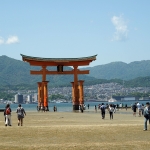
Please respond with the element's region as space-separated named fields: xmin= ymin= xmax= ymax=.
xmin=79 ymin=104 xmax=86 ymax=113
xmin=99 ymin=103 xmax=115 ymax=120
xmin=132 ymin=102 xmax=150 ymax=131
xmin=4 ymin=104 xmax=26 ymax=127
xmin=132 ymin=102 xmax=145 ymax=117
xmin=37 ymin=105 xmax=49 ymax=112
xmin=99 ymin=102 xmax=150 ymax=131
xmin=3 ymin=102 xmax=150 ymax=131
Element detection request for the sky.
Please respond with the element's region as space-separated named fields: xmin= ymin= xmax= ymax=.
xmin=0 ymin=0 xmax=150 ymax=67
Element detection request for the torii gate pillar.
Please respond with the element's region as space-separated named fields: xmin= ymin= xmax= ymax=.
xmin=71 ymin=80 xmax=84 ymax=110
xmin=42 ymin=81 xmax=49 ymax=110
xmin=37 ymin=82 xmax=43 ymax=107
xmin=73 ymin=66 xmax=79 ymax=110
xmin=71 ymin=82 xmax=75 ymax=103
xmin=78 ymin=80 xmax=84 ymax=105
xmin=37 ymin=81 xmax=49 ymax=110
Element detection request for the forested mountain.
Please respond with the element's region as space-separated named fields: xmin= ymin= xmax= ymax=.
xmin=1 ymin=55 xmax=150 ymax=89
xmin=0 ymin=55 xmax=96 ymax=87
xmin=83 ymin=60 xmax=150 ymax=80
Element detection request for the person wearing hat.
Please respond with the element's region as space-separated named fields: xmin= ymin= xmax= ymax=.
xmin=143 ymin=102 xmax=150 ymax=131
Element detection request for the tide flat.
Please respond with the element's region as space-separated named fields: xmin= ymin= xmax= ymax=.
xmin=0 ymin=109 xmax=149 ymax=150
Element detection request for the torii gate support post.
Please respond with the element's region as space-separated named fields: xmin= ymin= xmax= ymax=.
xmin=73 ymin=66 xmax=79 ymax=111
xmin=71 ymin=82 xmax=75 ymax=104
xmin=37 ymin=82 xmax=42 ymax=107
xmin=42 ymin=81 xmax=49 ymax=111
xmin=78 ymin=80 xmax=84 ymax=105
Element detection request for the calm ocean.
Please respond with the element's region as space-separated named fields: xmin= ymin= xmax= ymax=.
xmin=0 ymin=100 xmax=150 ymax=112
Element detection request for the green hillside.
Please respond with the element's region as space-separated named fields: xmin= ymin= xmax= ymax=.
xmin=83 ymin=77 xmax=150 ymax=87
xmin=83 ymin=60 xmax=150 ymax=80
xmin=0 ymin=55 xmax=96 ymax=87
xmin=1 ymin=55 xmax=150 ymax=90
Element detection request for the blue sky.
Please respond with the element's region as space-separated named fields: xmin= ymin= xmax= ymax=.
xmin=0 ymin=0 xmax=150 ymax=67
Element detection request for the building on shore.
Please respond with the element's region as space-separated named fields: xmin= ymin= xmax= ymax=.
xmin=33 ymin=93 xmax=38 ymax=102
xmin=15 ymin=94 xmax=23 ymax=104
xmin=27 ymin=95 xmax=32 ymax=103
xmin=112 ymin=96 xmax=139 ymax=101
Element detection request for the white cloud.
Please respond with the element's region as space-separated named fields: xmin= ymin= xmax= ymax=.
xmin=111 ymin=15 xmax=128 ymax=41
xmin=0 ymin=37 xmax=4 ymax=45
xmin=6 ymin=36 xmax=19 ymax=44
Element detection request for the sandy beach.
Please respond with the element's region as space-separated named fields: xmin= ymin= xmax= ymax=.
xmin=0 ymin=108 xmax=149 ymax=150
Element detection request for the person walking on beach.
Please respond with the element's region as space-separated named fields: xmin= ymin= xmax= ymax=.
xmin=108 ymin=104 xmax=114 ymax=120
xmin=141 ymin=104 xmax=145 ymax=116
xmin=100 ymin=103 xmax=106 ymax=119
xmin=95 ymin=105 xmax=97 ymax=113
xmin=125 ymin=104 xmax=128 ymax=111
xmin=113 ymin=104 xmax=116 ymax=113
xmin=80 ymin=104 xmax=84 ymax=113
xmin=4 ymin=104 xmax=12 ymax=126
xmin=143 ymin=102 xmax=150 ymax=131
xmin=132 ymin=103 xmax=137 ymax=117
xmin=4 ymin=105 xmax=9 ymax=125
xmin=16 ymin=104 xmax=26 ymax=126
xmin=53 ymin=105 xmax=57 ymax=112
xmin=119 ymin=103 xmax=122 ymax=110
xmin=137 ymin=102 xmax=142 ymax=117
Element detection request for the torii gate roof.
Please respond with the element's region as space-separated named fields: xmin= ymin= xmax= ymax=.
xmin=20 ymin=54 xmax=97 ymax=66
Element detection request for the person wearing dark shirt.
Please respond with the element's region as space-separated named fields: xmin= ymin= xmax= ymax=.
xmin=100 ymin=103 xmax=106 ymax=119
xmin=132 ymin=103 xmax=137 ymax=117
xmin=87 ymin=104 xmax=89 ymax=109
xmin=143 ymin=102 xmax=150 ymax=131
xmin=125 ymin=104 xmax=128 ymax=111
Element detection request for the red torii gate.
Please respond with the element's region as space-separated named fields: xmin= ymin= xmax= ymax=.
xmin=21 ymin=54 xmax=97 ymax=111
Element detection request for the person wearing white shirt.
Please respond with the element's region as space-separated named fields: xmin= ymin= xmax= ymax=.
xmin=108 ymin=104 xmax=114 ymax=120
xmin=137 ymin=102 xmax=142 ymax=117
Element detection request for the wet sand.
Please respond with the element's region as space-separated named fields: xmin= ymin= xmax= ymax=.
xmin=0 ymin=109 xmax=149 ymax=150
